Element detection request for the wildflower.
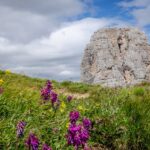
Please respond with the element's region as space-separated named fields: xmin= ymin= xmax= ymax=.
xmin=0 ymin=79 xmax=4 ymax=85
xmin=5 ymin=69 xmax=11 ymax=74
xmin=25 ymin=133 xmax=39 ymax=150
xmin=42 ymin=144 xmax=52 ymax=150
xmin=61 ymin=101 xmax=66 ymax=109
xmin=60 ymin=108 xmax=64 ymax=113
xmin=74 ymin=132 xmax=82 ymax=147
xmin=69 ymin=124 xmax=82 ymax=135
xmin=50 ymin=91 xmax=58 ymax=105
xmin=16 ymin=121 xmax=26 ymax=137
xmin=41 ymin=80 xmax=52 ymax=101
xmin=82 ymin=118 xmax=92 ymax=130
xmin=41 ymin=87 xmax=50 ymax=100
xmin=66 ymin=111 xmax=91 ymax=149
xmin=46 ymin=80 xmax=52 ymax=90
xmin=41 ymin=81 xmax=60 ymax=109
xmin=66 ymin=124 xmax=82 ymax=146
xmin=67 ymin=96 xmax=73 ymax=102
xmin=66 ymin=122 xmax=70 ymax=128
xmin=78 ymin=105 xmax=84 ymax=111
xmin=69 ymin=111 xmax=80 ymax=124
xmin=80 ymin=128 xmax=89 ymax=145
xmin=67 ymin=124 xmax=90 ymax=149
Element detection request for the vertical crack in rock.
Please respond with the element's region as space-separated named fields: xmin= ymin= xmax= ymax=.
xmin=121 ymin=64 xmax=135 ymax=84
xmin=81 ymin=28 xmax=150 ymax=87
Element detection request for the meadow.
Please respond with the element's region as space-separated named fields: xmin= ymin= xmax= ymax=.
xmin=0 ymin=70 xmax=150 ymax=150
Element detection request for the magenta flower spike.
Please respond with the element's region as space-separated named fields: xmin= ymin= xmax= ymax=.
xmin=46 ymin=80 xmax=52 ymax=90
xmin=41 ymin=87 xmax=50 ymax=100
xmin=80 ymin=128 xmax=89 ymax=145
xmin=67 ymin=95 xmax=73 ymax=102
xmin=66 ymin=111 xmax=91 ymax=149
xmin=50 ymin=91 xmax=58 ymax=105
xmin=82 ymin=118 xmax=92 ymax=130
xmin=69 ymin=111 xmax=80 ymax=124
xmin=66 ymin=124 xmax=81 ymax=147
xmin=25 ymin=133 xmax=39 ymax=150
xmin=16 ymin=121 xmax=26 ymax=137
xmin=41 ymin=80 xmax=52 ymax=101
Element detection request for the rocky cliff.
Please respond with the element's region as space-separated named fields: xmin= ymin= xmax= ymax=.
xmin=81 ymin=28 xmax=150 ymax=87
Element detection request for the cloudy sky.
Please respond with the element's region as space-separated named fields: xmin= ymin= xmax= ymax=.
xmin=0 ymin=0 xmax=150 ymax=81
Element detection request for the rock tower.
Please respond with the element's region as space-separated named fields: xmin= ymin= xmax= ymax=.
xmin=81 ymin=28 xmax=150 ymax=87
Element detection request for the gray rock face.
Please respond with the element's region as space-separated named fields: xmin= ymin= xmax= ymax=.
xmin=81 ymin=28 xmax=150 ymax=87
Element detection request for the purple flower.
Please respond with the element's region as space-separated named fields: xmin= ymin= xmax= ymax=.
xmin=69 ymin=111 xmax=80 ymax=124
xmin=66 ymin=124 xmax=81 ymax=147
xmin=41 ymin=80 xmax=52 ymax=101
xmin=80 ymin=128 xmax=89 ymax=145
xmin=67 ymin=96 xmax=73 ymax=102
xmin=16 ymin=121 xmax=26 ymax=137
xmin=41 ymin=81 xmax=59 ymax=108
xmin=41 ymin=87 xmax=50 ymax=100
xmin=42 ymin=144 xmax=52 ymax=150
xmin=82 ymin=118 xmax=92 ymax=130
xmin=50 ymin=91 xmax=58 ymax=105
xmin=66 ymin=111 xmax=91 ymax=149
xmin=69 ymin=124 xmax=81 ymax=135
xmin=25 ymin=133 xmax=39 ymax=150
xmin=74 ymin=132 xmax=82 ymax=147
xmin=46 ymin=80 xmax=52 ymax=90
xmin=67 ymin=123 xmax=90 ymax=149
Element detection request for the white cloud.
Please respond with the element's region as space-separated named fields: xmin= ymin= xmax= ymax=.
xmin=0 ymin=0 xmax=87 ymax=42
xmin=0 ymin=17 xmax=128 ymax=80
xmin=27 ymin=18 xmax=113 ymax=59
xmin=132 ymin=6 xmax=150 ymax=26
xmin=0 ymin=5 xmax=56 ymax=42
xmin=60 ymin=70 xmax=73 ymax=76
xmin=119 ymin=0 xmax=150 ymax=27
xmin=0 ymin=0 xmax=84 ymax=16
xmin=119 ymin=0 xmax=150 ymax=7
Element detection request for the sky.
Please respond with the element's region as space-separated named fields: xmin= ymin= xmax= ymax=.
xmin=0 ymin=0 xmax=150 ymax=81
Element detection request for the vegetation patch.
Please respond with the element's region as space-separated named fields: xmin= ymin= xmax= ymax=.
xmin=0 ymin=70 xmax=150 ymax=149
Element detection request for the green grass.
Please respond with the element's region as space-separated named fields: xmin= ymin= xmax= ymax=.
xmin=0 ymin=70 xmax=150 ymax=150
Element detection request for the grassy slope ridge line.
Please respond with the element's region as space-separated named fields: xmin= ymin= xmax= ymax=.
xmin=0 ymin=70 xmax=150 ymax=150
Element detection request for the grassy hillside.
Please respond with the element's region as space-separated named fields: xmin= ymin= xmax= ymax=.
xmin=0 ymin=70 xmax=150 ymax=150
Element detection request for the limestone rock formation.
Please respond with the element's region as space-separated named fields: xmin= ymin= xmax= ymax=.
xmin=81 ymin=28 xmax=150 ymax=87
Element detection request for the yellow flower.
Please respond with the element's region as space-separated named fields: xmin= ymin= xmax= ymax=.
xmin=61 ymin=101 xmax=66 ymax=109
xmin=59 ymin=102 xmax=66 ymax=113
xmin=66 ymin=122 xmax=70 ymax=128
xmin=78 ymin=105 xmax=84 ymax=111
xmin=60 ymin=108 xmax=65 ymax=113
xmin=0 ymin=79 xmax=4 ymax=85
xmin=5 ymin=69 xmax=11 ymax=74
